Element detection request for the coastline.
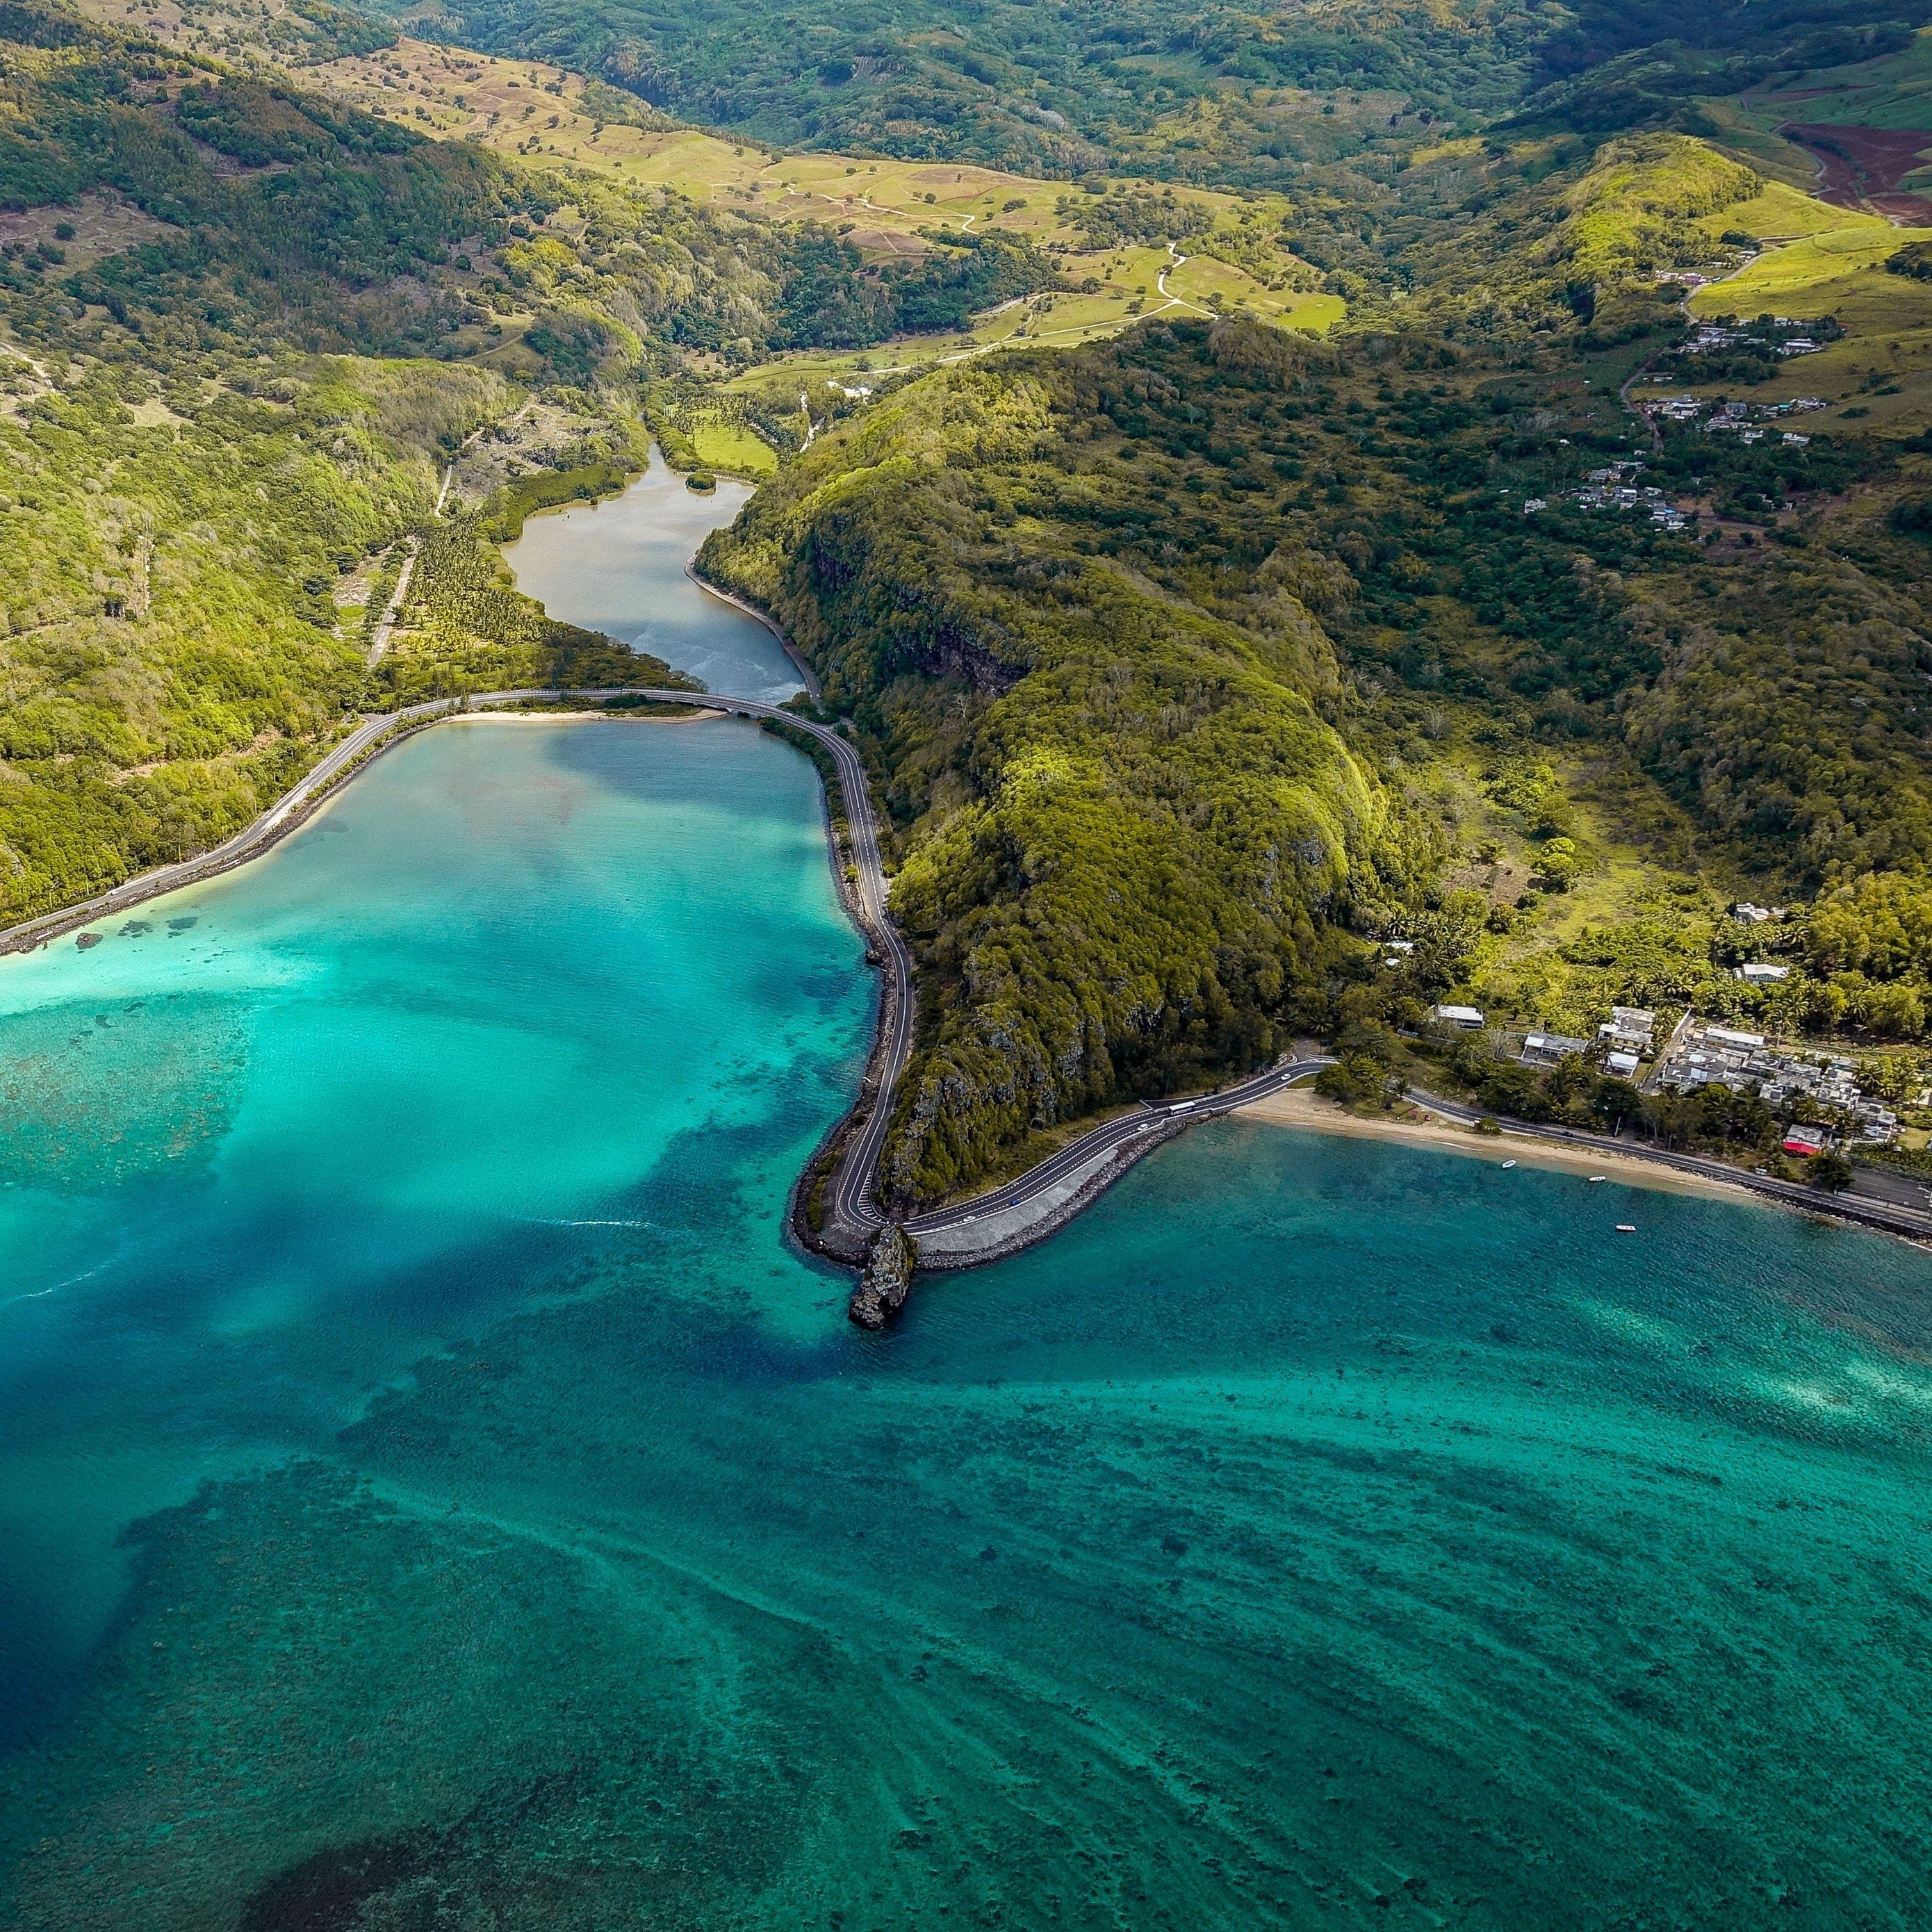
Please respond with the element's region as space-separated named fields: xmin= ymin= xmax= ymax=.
xmin=1241 ymin=1088 xmax=1765 ymax=1207
xmin=9 ymin=694 xmax=1932 ymax=1281
xmin=0 ymin=691 xmax=696 ymax=961
xmin=1243 ymin=1086 xmax=1932 ymax=1250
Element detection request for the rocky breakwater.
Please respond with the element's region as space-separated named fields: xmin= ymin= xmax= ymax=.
xmin=849 ymin=1225 xmax=917 ymax=1329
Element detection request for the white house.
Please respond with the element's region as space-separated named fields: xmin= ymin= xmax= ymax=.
xmin=1521 ymin=1032 xmax=1592 ymax=1066
xmin=1705 ymin=1026 xmax=1765 ymax=1050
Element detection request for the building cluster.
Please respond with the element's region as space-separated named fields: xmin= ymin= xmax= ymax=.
xmin=1425 ymin=1003 xmax=1660 ymax=1079
xmin=1653 ymin=1022 xmax=1900 ymax=1145
xmin=1425 ymin=999 xmax=1904 ymax=1147
xmin=1644 ymin=394 xmax=1824 ymax=440
xmin=1514 ymin=1006 xmax=1656 ymax=1078
xmin=1534 ymin=460 xmax=1693 ymax=532
xmin=1673 ymin=320 xmax=1824 ymax=359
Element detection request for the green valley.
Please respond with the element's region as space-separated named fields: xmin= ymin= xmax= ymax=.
xmin=6 ymin=0 xmax=1932 ymax=1200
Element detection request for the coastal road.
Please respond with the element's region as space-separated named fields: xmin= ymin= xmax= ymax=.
xmin=0 ymin=679 xmax=908 ymax=1252
xmin=0 ymin=691 xmax=546 ymax=957
xmin=625 ymin=688 xmax=911 ymax=1247
xmin=904 ymin=1056 xmax=1332 ymax=1242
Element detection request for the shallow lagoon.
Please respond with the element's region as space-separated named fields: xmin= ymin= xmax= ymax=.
xmin=4 ymin=470 xmax=1932 ymax=1926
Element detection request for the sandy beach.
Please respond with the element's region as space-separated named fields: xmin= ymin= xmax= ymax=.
xmin=1240 ymin=1087 xmax=1769 ymax=1208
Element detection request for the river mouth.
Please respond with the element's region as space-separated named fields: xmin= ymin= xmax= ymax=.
xmin=501 ymin=451 xmax=803 ymax=702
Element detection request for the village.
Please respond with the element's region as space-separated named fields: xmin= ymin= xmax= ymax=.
xmin=1520 ymin=457 xmax=1696 ymax=532
xmin=1427 ymin=973 xmax=1907 ymax=1158
xmin=1642 ymin=391 xmax=1825 ymax=438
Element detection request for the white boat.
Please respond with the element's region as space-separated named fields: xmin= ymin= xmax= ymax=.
xmin=1616 ymin=1224 xmax=1637 ymax=1233
xmin=1501 ymin=1159 xmax=1517 ymax=1169
xmin=1588 ymin=1174 xmax=1607 ymax=1183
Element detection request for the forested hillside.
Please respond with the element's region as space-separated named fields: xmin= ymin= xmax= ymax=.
xmin=8 ymin=0 xmax=1932 ymax=1184
xmin=377 ymin=0 xmax=1546 ymax=181
xmin=0 ymin=0 xmax=972 ymax=919
xmin=706 ymin=325 xmax=1434 ymax=1202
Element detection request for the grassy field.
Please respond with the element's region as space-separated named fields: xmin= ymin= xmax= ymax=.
xmin=292 ymin=38 xmax=1338 ymax=350
xmin=1685 ymin=193 xmax=1932 ymax=433
xmin=306 ymin=38 xmax=1306 ymax=256
xmin=59 ymin=17 xmax=1344 ymax=388
xmin=1694 ymin=179 xmax=1883 ymax=244
xmin=1698 ymin=219 xmax=1932 ymax=296
xmin=711 ymin=236 xmax=1342 ymax=395
xmin=684 ymin=414 xmax=778 ymax=478
xmin=1764 ymin=26 xmax=1932 ymax=134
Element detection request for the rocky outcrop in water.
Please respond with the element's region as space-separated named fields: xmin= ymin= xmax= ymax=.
xmin=849 ymin=1224 xmax=916 ymax=1329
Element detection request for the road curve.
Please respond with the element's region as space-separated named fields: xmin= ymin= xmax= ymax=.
xmin=0 ymin=689 xmax=533 ymax=957
xmin=0 ymin=683 xmax=912 ymax=1251
xmin=906 ymin=1056 xmax=1332 ymax=1240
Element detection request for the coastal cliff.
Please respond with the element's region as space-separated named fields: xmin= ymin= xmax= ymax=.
xmin=700 ymin=327 xmax=1436 ymax=1212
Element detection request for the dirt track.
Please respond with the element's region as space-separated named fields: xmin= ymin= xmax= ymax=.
xmin=1780 ymin=122 xmax=1932 ymax=226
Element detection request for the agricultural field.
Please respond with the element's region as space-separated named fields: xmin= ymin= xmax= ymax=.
xmin=1754 ymin=26 xmax=1932 ymax=135
xmin=1701 ymin=30 xmax=1932 ymax=222
xmin=295 ymin=37 xmax=1337 ymax=351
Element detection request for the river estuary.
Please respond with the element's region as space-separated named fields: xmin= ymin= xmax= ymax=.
xmin=3 ymin=466 xmax=1931 ymax=1929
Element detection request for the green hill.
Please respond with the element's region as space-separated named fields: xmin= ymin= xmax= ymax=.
xmin=704 ymin=323 xmax=1432 ymax=1202
xmin=0 ymin=0 xmax=931 ymax=919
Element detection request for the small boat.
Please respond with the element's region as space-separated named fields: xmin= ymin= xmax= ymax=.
xmin=1501 ymin=1159 xmax=1517 ymax=1169
xmin=1616 ymin=1224 xmax=1637 ymax=1234
xmin=1588 ymin=1174 xmax=1607 ymax=1184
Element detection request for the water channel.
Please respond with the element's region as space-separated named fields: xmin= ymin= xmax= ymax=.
xmin=503 ymin=457 xmax=803 ymax=702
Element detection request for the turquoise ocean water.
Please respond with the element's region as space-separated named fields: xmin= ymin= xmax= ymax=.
xmin=3 ymin=480 xmax=1931 ymax=1927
